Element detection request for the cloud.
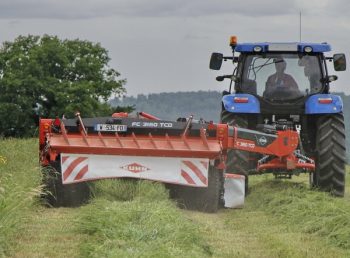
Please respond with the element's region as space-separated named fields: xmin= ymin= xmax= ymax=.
xmin=0 ymin=0 xmax=312 ymax=20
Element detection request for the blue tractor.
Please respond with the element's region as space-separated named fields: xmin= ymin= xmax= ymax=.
xmin=210 ymin=36 xmax=347 ymax=196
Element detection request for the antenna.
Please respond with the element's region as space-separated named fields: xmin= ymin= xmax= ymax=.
xmin=299 ymin=11 xmax=302 ymax=42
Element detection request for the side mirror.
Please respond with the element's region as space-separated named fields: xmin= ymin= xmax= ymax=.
xmin=209 ymin=52 xmax=223 ymax=70
xmin=333 ymin=53 xmax=346 ymax=71
xmin=322 ymin=75 xmax=338 ymax=83
xmin=327 ymin=75 xmax=338 ymax=82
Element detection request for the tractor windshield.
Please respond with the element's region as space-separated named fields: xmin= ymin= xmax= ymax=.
xmin=240 ymin=53 xmax=323 ymax=101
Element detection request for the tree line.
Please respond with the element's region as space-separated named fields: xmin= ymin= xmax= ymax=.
xmin=109 ymin=91 xmax=223 ymax=122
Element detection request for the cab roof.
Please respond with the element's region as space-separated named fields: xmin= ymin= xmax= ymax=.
xmin=234 ymin=42 xmax=331 ymax=53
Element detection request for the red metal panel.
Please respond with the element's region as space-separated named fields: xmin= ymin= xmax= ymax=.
xmin=47 ymin=133 xmax=222 ymax=160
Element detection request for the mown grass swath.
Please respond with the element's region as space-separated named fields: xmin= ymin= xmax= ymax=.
xmin=0 ymin=139 xmax=42 ymax=257
xmin=77 ymin=179 xmax=212 ymax=258
xmin=247 ymin=169 xmax=350 ymax=250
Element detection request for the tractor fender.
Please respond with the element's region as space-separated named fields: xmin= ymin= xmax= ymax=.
xmin=222 ymin=94 xmax=260 ymax=113
xmin=305 ymin=94 xmax=343 ymax=114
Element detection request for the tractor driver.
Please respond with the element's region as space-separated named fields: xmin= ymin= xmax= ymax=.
xmin=264 ymin=58 xmax=302 ymax=99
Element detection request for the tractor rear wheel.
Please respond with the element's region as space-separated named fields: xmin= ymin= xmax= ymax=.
xmin=43 ymin=160 xmax=91 ymax=207
xmin=173 ymin=165 xmax=223 ymax=213
xmin=221 ymin=110 xmax=250 ymax=195
xmin=314 ymin=113 xmax=346 ymax=196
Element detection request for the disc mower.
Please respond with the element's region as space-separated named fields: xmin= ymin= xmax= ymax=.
xmin=40 ymin=111 xmax=313 ymax=212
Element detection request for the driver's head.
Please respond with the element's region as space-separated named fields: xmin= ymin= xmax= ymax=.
xmin=274 ymin=58 xmax=286 ymax=74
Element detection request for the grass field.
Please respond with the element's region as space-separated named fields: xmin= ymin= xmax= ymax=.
xmin=1 ymin=138 xmax=350 ymax=257
xmin=186 ymin=172 xmax=350 ymax=257
xmin=0 ymin=139 xmax=41 ymax=257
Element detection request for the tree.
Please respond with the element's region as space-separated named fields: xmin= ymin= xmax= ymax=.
xmin=0 ymin=35 xmax=126 ymax=136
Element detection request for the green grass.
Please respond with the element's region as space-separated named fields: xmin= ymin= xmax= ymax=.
xmin=247 ymin=170 xmax=350 ymax=250
xmin=0 ymin=138 xmax=42 ymax=257
xmin=185 ymin=169 xmax=350 ymax=258
xmin=10 ymin=207 xmax=87 ymax=258
xmin=77 ymin=180 xmax=212 ymax=258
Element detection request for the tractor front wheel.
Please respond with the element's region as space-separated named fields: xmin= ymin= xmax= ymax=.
xmin=221 ymin=111 xmax=250 ymax=194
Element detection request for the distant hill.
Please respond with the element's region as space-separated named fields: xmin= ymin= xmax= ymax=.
xmin=110 ymin=91 xmax=350 ymax=161
xmin=110 ymin=91 xmax=223 ymax=122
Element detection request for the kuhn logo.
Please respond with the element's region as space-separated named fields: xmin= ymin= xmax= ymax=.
xmin=120 ymin=163 xmax=150 ymax=173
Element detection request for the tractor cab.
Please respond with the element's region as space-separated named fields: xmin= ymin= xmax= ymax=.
xmin=210 ymin=37 xmax=346 ymax=113
xmin=239 ymin=52 xmax=322 ymax=101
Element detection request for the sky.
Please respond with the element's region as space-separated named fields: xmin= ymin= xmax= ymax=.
xmin=0 ymin=0 xmax=349 ymax=96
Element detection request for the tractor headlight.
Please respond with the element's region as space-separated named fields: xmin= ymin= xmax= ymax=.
xmin=254 ymin=46 xmax=262 ymax=52
xmin=304 ymin=46 xmax=313 ymax=53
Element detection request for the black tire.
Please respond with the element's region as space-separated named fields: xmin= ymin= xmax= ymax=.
xmin=221 ymin=110 xmax=250 ymax=194
xmin=314 ymin=114 xmax=346 ymax=197
xmin=42 ymin=160 xmax=91 ymax=207
xmin=173 ymin=165 xmax=223 ymax=213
